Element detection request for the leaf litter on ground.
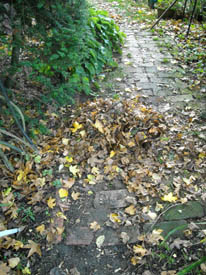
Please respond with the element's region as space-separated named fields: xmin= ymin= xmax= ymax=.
xmin=0 ymin=0 xmax=206 ymax=272
xmin=1 ymin=93 xmax=206 ymax=272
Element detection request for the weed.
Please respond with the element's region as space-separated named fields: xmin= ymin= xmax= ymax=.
xmin=18 ymin=206 xmax=35 ymax=222
xmin=42 ymin=169 xmax=53 ymax=176
xmin=113 ymin=94 xmax=120 ymax=100
xmin=52 ymin=179 xmax=62 ymax=187
xmin=162 ymin=58 xmax=170 ymax=63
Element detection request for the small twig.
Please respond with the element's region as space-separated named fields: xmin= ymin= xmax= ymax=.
xmin=148 ymin=203 xmax=183 ymax=233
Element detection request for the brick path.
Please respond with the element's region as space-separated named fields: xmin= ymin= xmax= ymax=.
xmin=50 ymin=1 xmax=206 ymax=274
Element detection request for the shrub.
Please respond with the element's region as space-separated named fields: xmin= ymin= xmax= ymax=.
xmin=0 ymin=0 xmax=125 ymax=106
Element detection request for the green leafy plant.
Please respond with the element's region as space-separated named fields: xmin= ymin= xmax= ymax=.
xmin=18 ymin=206 xmax=35 ymax=222
xmin=52 ymin=179 xmax=62 ymax=187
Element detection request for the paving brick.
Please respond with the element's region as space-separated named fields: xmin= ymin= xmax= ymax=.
xmin=96 ymin=225 xmax=140 ymax=246
xmin=163 ymin=201 xmax=204 ymax=221
xmin=144 ymin=220 xmax=188 ymax=238
xmin=65 ymin=227 xmax=94 ymax=246
xmin=167 ymin=94 xmax=194 ymax=102
xmin=94 ymin=189 xmax=136 ymax=209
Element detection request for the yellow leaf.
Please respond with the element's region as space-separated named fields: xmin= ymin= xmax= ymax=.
xmin=59 ymin=188 xmax=68 ymax=198
xmin=91 ymin=167 xmax=100 ymax=174
xmin=70 ymin=121 xmax=83 ymax=133
xmin=69 ymin=165 xmax=79 ymax=177
xmin=22 ymin=267 xmax=31 ymax=274
xmin=8 ymin=257 xmax=20 ymax=268
xmin=110 ymin=150 xmax=116 ymax=158
xmin=36 ymin=224 xmax=45 ymax=235
xmin=199 ymin=152 xmax=206 ymax=159
xmin=87 ymin=174 xmax=96 ymax=185
xmin=87 ymin=174 xmax=94 ymax=181
xmin=47 ymin=197 xmax=56 ymax=208
xmin=140 ymin=106 xmax=148 ymax=112
xmin=56 ymin=211 xmax=67 ymax=220
xmin=161 ymin=192 xmax=178 ymax=202
xmin=131 ymin=256 xmax=141 ymax=266
xmin=14 ymin=240 xmax=24 ymax=250
xmin=90 ymin=221 xmax=101 ymax=231
xmin=125 ymin=204 xmax=136 ymax=215
xmin=65 ymin=156 xmax=73 ymax=163
xmin=71 ymin=191 xmax=80 ymax=200
xmin=110 ymin=213 xmax=121 ymax=223
xmin=94 ymin=119 xmax=104 ymax=134
xmin=133 ymin=245 xmax=147 ymax=256
xmin=17 ymin=170 xmax=25 ymax=181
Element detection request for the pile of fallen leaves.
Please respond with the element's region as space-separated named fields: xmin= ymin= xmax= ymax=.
xmin=0 ymin=96 xmax=206 ymax=273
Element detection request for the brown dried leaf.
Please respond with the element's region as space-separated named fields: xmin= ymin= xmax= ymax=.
xmin=125 ymin=205 xmax=136 ymax=216
xmin=71 ymin=191 xmax=80 ymax=201
xmin=24 ymin=240 xmax=42 ymax=257
xmin=0 ymin=263 xmax=10 ymax=275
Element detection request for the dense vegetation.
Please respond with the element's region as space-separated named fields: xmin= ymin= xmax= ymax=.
xmin=0 ymin=0 xmax=125 ymax=170
xmin=0 ymin=0 xmax=124 ymax=105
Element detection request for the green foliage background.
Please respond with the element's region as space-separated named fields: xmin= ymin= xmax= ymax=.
xmin=0 ymin=0 xmax=125 ymax=105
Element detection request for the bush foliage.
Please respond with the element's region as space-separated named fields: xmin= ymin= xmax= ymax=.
xmin=0 ymin=0 xmax=125 ymax=105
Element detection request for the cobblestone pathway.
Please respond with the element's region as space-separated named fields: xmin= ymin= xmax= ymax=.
xmin=94 ymin=1 xmax=204 ymax=113
xmin=48 ymin=1 xmax=206 ymax=275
